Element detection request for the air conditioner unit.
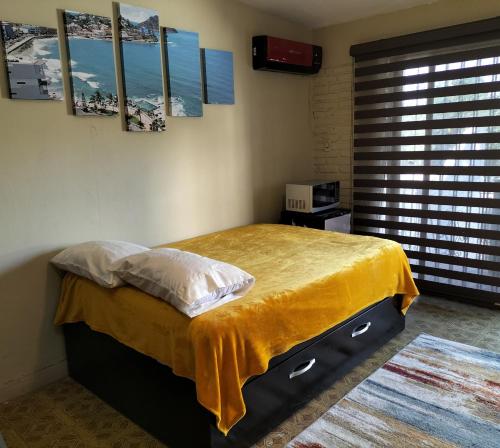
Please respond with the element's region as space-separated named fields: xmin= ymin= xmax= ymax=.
xmin=252 ymin=35 xmax=322 ymax=75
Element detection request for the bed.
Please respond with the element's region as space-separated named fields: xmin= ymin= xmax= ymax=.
xmin=54 ymin=224 xmax=419 ymax=447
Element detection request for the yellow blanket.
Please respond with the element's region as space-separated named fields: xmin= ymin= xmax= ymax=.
xmin=54 ymin=224 xmax=419 ymax=435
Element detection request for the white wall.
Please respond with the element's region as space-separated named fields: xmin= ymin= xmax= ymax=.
xmin=0 ymin=0 xmax=314 ymax=401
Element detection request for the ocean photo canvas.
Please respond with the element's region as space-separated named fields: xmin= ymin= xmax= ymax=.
xmin=117 ymin=3 xmax=165 ymax=132
xmin=164 ymin=28 xmax=202 ymax=117
xmin=0 ymin=22 xmax=63 ymax=100
xmin=63 ymin=11 xmax=118 ymax=116
xmin=201 ymin=49 xmax=234 ymax=105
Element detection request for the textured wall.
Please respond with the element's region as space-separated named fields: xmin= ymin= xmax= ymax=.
xmin=311 ymin=63 xmax=353 ymax=207
xmin=0 ymin=0 xmax=313 ymax=401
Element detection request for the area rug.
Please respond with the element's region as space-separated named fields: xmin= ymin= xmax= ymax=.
xmin=288 ymin=333 xmax=500 ymax=448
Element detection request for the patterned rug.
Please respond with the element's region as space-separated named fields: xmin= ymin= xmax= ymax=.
xmin=288 ymin=334 xmax=500 ymax=448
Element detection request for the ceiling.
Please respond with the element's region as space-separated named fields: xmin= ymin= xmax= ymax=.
xmin=238 ymin=0 xmax=438 ymax=29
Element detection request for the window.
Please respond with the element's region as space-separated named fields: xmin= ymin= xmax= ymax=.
xmin=351 ymin=18 xmax=500 ymax=307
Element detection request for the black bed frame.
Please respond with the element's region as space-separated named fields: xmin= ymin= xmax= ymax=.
xmin=63 ymin=295 xmax=405 ymax=447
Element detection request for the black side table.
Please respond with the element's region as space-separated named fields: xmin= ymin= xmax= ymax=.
xmin=280 ymin=208 xmax=351 ymax=233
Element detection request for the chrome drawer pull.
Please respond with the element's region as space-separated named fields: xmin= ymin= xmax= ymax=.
xmin=289 ymin=358 xmax=316 ymax=380
xmin=351 ymin=322 xmax=371 ymax=338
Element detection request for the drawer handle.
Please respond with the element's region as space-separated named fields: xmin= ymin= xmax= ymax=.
xmin=351 ymin=322 xmax=371 ymax=338
xmin=289 ymin=358 xmax=316 ymax=380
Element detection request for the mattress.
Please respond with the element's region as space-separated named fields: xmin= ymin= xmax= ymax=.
xmin=54 ymin=224 xmax=419 ymax=434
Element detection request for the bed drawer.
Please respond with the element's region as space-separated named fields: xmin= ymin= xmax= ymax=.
xmin=64 ymin=296 xmax=405 ymax=448
xmin=216 ymin=297 xmax=404 ymax=447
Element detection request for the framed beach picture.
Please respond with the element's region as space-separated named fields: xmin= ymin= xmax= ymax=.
xmin=63 ymin=11 xmax=118 ymax=116
xmin=201 ymin=49 xmax=234 ymax=105
xmin=116 ymin=3 xmax=166 ymax=132
xmin=0 ymin=22 xmax=63 ymax=100
xmin=164 ymin=28 xmax=202 ymax=117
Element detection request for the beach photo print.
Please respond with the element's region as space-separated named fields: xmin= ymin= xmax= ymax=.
xmin=0 ymin=22 xmax=63 ymax=100
xmin=117 ymin=3 xmax=165 ymax=132
xmin=201 ymin=48 xmax=234 ymax=105
xmin=63 ymin=11 xmax=118 ymax=116
xmin=164 ymin=28 xmax=202 ymax=117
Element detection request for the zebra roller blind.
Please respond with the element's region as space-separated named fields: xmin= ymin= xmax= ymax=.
xmin=350 ymin=18 xmax=500 ymax=308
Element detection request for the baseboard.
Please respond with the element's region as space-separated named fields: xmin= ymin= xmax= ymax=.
xmin=0 ymin=360 xmax=68 ymax=404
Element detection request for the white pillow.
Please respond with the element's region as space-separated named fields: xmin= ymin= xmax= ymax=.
xmin=51 ymin=240 xmax=150 ymax=288
xmin=112 ymin=248 xmax=255 ymax=317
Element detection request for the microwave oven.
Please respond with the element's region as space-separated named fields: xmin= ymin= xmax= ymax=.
xmin=286 ymin=180 xmax=340 ymax=213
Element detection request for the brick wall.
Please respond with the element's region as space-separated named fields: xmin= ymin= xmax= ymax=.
xmin=311 ymin=63 xmax=353 ymax=208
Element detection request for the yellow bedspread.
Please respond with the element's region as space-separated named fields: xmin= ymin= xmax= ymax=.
xmin=54 ymin=224 xmax=419 ymax=435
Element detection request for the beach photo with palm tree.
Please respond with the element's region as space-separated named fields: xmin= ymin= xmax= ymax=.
xmin=63 ymin=10 xmax=119 ymax=116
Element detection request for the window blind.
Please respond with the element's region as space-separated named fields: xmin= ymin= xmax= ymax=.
xmin=350 ymin=18 xmax=500 ymax=308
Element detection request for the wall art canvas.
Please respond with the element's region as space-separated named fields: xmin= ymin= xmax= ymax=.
xmin=0 ymin=22 xmax=63 ymax=100
xmin=63 ymin=11 xmax=118 ymax=116
xmin=164 ymin=28 xmax=202 ymax=117
xmin=201 ymin=49 xmax=234 ymax=105
xmin=117 ymin=3 xmax=165 ymax=132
